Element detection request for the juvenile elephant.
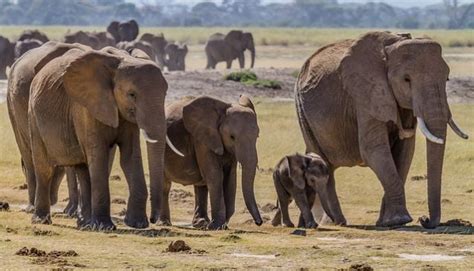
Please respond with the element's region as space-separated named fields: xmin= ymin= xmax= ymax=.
xmin=205 ymin=30 xmax=255 ymax=69
xmin=8 ymin=42 xmax=181 ymax=230
xmin=165 ymin=43 xmax=188 ymax=71
xmin=295 ymin=31 xmax=469 ymax=228
xmin=271 ymin=153 xmax=332 ymax=229
xmin=0 ymin=35 xmax=15 ymax=79
xmin=107 ymin=20 xmax=139 ymax=42
xmin=155 ymin=95 xmax=263 ymax=230
xmin=14 ymin=39 xmax=43 ymax=60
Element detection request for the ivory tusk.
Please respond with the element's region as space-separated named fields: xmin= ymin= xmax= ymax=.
xmin=448 ymin=118 xmax=469 ymax=140
xmin=141 ymin=129 xmax=158 ymax=143
xmin=417 ymin=117 xmax=444 ymax=144
xmin=166 ymin=135 xmax=184 ymax=157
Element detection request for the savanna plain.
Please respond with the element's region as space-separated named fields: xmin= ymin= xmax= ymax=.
xmin=0 ymin=27 xmax=473 ymax=270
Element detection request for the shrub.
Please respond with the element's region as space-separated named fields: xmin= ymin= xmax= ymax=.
xmin=224 ymin=70 xmax=282 ymax=89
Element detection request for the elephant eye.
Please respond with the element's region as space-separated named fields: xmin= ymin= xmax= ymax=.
xmin=404 ymin=76 xmax=411 ymax=83
xmin=230 ymin=135 xmax=235 ymax=141
xmin=447 ymin=77 xmax=450 ymax=81
xmin=128 ymin=92 xmax=136 ymax=100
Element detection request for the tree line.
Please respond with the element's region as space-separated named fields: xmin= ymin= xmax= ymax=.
xmin=0 ymin=0 xmax=472 ymax=29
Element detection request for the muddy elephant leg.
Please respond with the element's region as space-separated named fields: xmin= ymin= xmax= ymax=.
xmin=22 ymin=159 xmax=36 ymax=213
xmin=376 ymin=136 xmax=416 ymax=225
xmin=157 ymin=179 xmax=172 ymax=226
xmin=359 ymin=120 xmax=412 ymax=227
xmin=75 ymin=164 xmax=91 ymax=228
xmin=64 ymin=167 xmax=79 ymax=217
xmin=119 ymin=131 xmax=149 ymax=229
xmin=192 ymin=185 xmax=210 ymax=229
xmin=223 ymin=163 xmax=237 ymax=223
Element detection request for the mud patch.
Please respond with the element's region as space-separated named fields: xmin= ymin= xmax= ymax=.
xmin=221 ymin=234 xmax=242 ymax=242
xmin=169 ymin=189 xmax=193 ymax=201
xmin=15 ymin=183 xmax=28 ymax=190
xmin=112 ymin=198 xmax=126 ymax=205
xmin=439 ymin=219 xmax=472 ymax=227
xmin=31 ymin=227 xmax=59 ymax=236
xmin=166 ymin=240 xmax=191 ymax=252
xmin=16 ymin=247 xmax=80 ymax=267
xmin=261 ymin=203 xmax=277 ymax=213
xmin=411 ymin=175 xmax=427 ymax=181
xmin=110 ymin=175 xmax=121 ymax=181
xmin=398 ymin=253 xmax=465 ymax=262
xmin=341 ymin=263 xmax=374 ymax=271
xmin=0 ymin=201 xmax=9 ymax=211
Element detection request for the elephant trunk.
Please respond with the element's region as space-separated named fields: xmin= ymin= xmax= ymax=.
xmin=249 ymin=46 xmax=255 ymax=69
xmin=236 ymin=146 xmax=262 ymax=226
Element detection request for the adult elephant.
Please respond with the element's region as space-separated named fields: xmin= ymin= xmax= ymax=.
xmin=92 ymin=31 xmax=116 ymax=48
xmin=8 ymin=42 xmax=181 ymax=230
xmin=165 ymin=43 xmax=188 ymax=71
xmin=64 ymin=31 xmax=100 ymax=49
xmin=0 ymin=35 xmax=15 ymax=79
xmin=106 ymin=21 xmax=121 ymax=42
xmin=140 ymin=33 xmax=167 ymax=67
xmin=116 ymin=40 xmax=156 ymax=64
xmin=295 ymin=31 xmax=469 ymax=229
xmin=18 ymin=30 xmax=49 ymax=43
xmin=14 ymin=39 xmax=43 ymax=60
xmin=155 ymin=95 xmax=263 ymax=230
xmin=205 ymin=30 xmax=255 ymax=69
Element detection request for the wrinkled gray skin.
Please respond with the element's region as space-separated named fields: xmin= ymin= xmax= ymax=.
xmin=18 ymin=30 xmax=49 ymax=43
xmin=0 ymin=35 xmax=15 ymax=79
xmin=165 ymin=43 xmax=188 ymax=71
xmin=8 ymin=42 xmax=169 ymax=231
xmin=271 ymin=153 xmax=332 ymax=229
xmin=205 ymin=30 xmax=255 ymax=69
xmin=14 ymin=39 xmax=43 ymax=60
xmin=140 ymin=33 xmax=168 ymax=68
xmin=157 ymin=95 xmax=263 ymax=230
xmin=295 ymin=31 xmax=469 ymax=229
xmin=117 ymin=40 xmax=156 ymax=63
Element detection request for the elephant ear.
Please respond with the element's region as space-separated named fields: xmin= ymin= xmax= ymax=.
xmin=285 ymin=155 xmax=306 ymax=190
xmin=225 ymin=30 xmax=244 ymax=51
xmin=165 ymin=43 xmax=177 ymax=55
xmin=129 ymin=19 xmax=139 ymax=40
xmin=183 ymin=96 xmax=230 ymax=155
xmin=238 ymin=94 xmax=255 ymax=112
xmin=63 ymin=51 xmax=121 ymax=128
xmin=341 ymin=31 xmax=403 ymax=123
xmin=34 ymin=42 xmax=85 ymax=74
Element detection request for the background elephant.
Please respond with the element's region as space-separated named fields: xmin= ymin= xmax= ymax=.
xmin=205 ymin=30 xmax=255 ymax=69
xmin=0 ymin=35 xmax=15 ymax=79
xmin=165 ymin=43 xmax=188 ymax=71
xmin=119 ymin=19 xmax=139 ymax=42
xmin=14 ymin=39 xmax=43 ymax=60
xmin=271 ymin=153 xmax=332 ymax=229
xmin=106 ymin=21 xmax=121 ymax=42
xmin=91 ymin=31 xmax=116 ymax=48
xmin=156 ymin=95 xmax=263 ymax=230
xmin=18 ymin=29 xmax=49 ymax=43
xmin=140 ymin=33 xmax=168 ymax=67
xmin=295 ymin=31 xmax=468 ymax=229
xmin=8 ymin=42 xmax=177 ymax=230
xmin=116 ymin=40 xmax=156 ymax=63
xmin=64 ymin=31 xmax=100 ymax=49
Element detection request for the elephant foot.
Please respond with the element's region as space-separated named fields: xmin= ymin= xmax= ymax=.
xmin=156 ymin=219 xmax=172 ymax=227
xmin=124 ymin=213 xmax=149 ymax=229
xmin=192 ymin=217 xmax=210 ymax=229
xmin=89 ymin=216 xmax=116 ymax=231
xmin=376 ymin=205 xmax=412 ymax=227
xmin=63 ymin=201 xmax=78 ymax=218
xmin=298 ymin=219 xmax=318 ymax=229
xmin=149 ymin=210 xmax=160 ymax=224
xmin=283 ymin=221 xmax=295 ymax=228
xmin=207 ymin=220 xmax=228 ymax=231
xmin=24 ymin=204 xmax=35 ymax=213
xmin=32 ymin=213 xmax=52 ymax=225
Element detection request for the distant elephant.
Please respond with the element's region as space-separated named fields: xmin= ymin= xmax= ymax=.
xmin=205 ymin=30 xmax=255 ymax=69
xmin=165 ymin=43 xmax=188 ymax=71
xmin=0 ymin=35 xmax=15 ymax=79
xmin=271 ymin=153 xmax=331 ymax=229
xmin=14 ymin=39 xmax=43 ymax=60
xmin=91 ymin=31 xmax=116 ymax=48
xmin=18 ymin=30 xmax=49 ymax=43
xmin=106 ymin=21 xmax=121 ymax=42
xmin=8 ymin=42 xmax=181 ymax=230
xmin=155 ymin=95 xmax=263 ymax=230
xmin=295 ymin=31 xmax=469 ymax=229
xmin=140 ymin=33 xmax=167 ymax=67
xmin=116 ymin=40 xmax=156 ymax=63
xmin=64 ymin=31 xmax=100 ymax=49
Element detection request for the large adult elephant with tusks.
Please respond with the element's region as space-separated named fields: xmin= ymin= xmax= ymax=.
xmin=295 ymin=31 xmax=469 ymax=229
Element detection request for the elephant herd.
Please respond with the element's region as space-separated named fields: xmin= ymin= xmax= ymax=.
xmin=0 ymin=21 xmax=256 ymax=79
xmin=4 ymin=30 xmax=469 ymax=231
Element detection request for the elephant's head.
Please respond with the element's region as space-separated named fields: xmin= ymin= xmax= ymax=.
xmin=14 ymin=39 xmax=43 ymax=60
xmin=140 ymin=33 xmax=168 ymax=66
xmin=64 ymin=31 xmax=100 ymax=50
xmin=0 ymin=36 xmax=15 ymax=79
xmin=165 ymin=43 xmax=188 ymax=71
xmin=107 ymin=21 xmax=121 ymax=42
xmin=119 ymin=20 xmax=139 ymax=42
xmin=341 ymin=31 xmax=469 ymax=228
xmin=225 ymin=30 xmax=256 ymax=68
xmin=182 ymin=95 xmax=262 ymax=225
xmin=18 ymin=30 xmax=49 ymax=43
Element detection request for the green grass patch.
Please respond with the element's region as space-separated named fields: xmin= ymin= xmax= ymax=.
xmin=224 ymin=70 xmax=282 ymax=89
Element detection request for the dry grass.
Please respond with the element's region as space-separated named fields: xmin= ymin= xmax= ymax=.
xmin=0 ymin=99 xmax=473 ymax=269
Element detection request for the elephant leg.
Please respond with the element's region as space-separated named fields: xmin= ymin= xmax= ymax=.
xmin=238 ymin=53 xmax=245 ymax=69
xmin=271 ymin=201 xmax=282 ymax=226
xmin=157 ymin=179 xmax=172 ymax=226
xmin=88 ymin=145 xmax=115 ymax=231
xmin=298 ymin=190 xmax=317 ymax=228
xmin=49 ymin=167 xmax=65 ymax=206
xmin=64 ymin=167 xmax=79 ymax=217
xmin=75 ymin=164 xmax=91 ymax=228
xmin=22 ymin=159 xmax=36 ymax=213
xmin=377 ymin=136 xmax=416 ymax=225
xmin=320 ymin=170 xmax=346 ymax=225
xmin=273 ymin=176 xmax=294 ymax=227
xmin=119 ymin=131 xmax=149 ymax=229
xmin=359 ymin=121 xmax=412 ymax=227
xmin=192 ymin=185 xmax=210 ymax=229
xmin=223 ymin=163 xmax=237 ymax=223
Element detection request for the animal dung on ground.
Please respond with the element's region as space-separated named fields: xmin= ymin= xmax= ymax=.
xmin=166 ymin=240 xmax=191 ymax=252
xmin=0 ymin=201 xmax=10 ymax=211
xmin=439 ymin=219 xmax=472 ymax=227
xmin=291 ymin=229 xmax=307 ymax=236
xmin=346 ymin=263 xmax=374 ymax=271
xmin=261 ymin=203 xmax=277 ymax=213
xmin=410 ymin=175 xmax=427 ymax=181
xmin=110 ymin=175 xmax=121 ymax=181
xmin=111 ymin=198 xmax=126 ymax=205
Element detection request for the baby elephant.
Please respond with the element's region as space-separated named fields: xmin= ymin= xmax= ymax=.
xmin=271 ymin=153 xmax=332 ymax=228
